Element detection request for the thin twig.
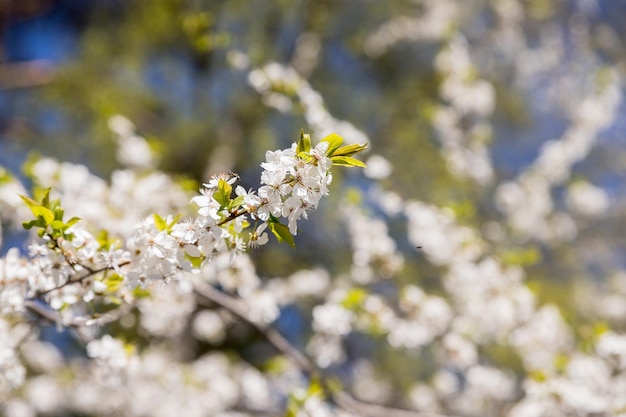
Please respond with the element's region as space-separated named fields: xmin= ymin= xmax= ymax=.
xmin=192 ymin=281 xmax=452 ymax=417
xmin=193 ymin=282 xmax=314 ymax=373
xmin=24 ymin=299 xmax=95 ymax=343
xmin=34 ymin=260 xmax=130 ymax=297
xmin=332 ymin=391 xmax=453 ymax=417
xmin=217 ymin=209 xmax=250 ymax=227
xmin=23 ymin=297 xmax=139 ymax=344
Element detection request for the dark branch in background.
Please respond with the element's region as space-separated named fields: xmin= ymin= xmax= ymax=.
xmin=193 ymin=281 xmax=454 ymax=417
xmin=332 ymin=392 xmax=454 ymax=417
xmin=34 ymin=260 xmax=130 ymax=297
xmin=24 ymin=295 xmax=137 ymax=345
xmin=21 ymin=252 xmax=452 ymax=417
xmin=24 ymin=299 xmax=95 ymax=343
xmin=217 ymin=208 xmax=249 ymax=227
xmin=193 ymin=282 xmax=313 ymax=373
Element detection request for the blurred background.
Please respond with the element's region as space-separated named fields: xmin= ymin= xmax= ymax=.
xmin=2 ymin=0 xmax=626 ymax=409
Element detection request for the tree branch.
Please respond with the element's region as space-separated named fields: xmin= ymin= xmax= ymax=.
xmin=193 ymin=281 xmax=314 ymax=374
xmin=34 ymin=260 xmax=130 ymax=297
xmin=23 ymin=297 xmax=136 ymax=345
xmin=24 ymin=299 xmax=95 ymax=343
xmin=192 ymin=281 xmax=453 ymax=417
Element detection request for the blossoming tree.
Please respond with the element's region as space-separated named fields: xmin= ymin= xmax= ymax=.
xmin=2 ymin=1 xmax=626 ymax=417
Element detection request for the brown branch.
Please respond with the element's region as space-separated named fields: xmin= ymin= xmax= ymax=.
xmin=192 ymin=281 xmax=452 ymax=417
xmin=23 ymin=297 xmax=137 ymax=345
xmin=217 ymin=208 xmax=250 ymax=227
xmin=193 ymin=282 xmax=313 ymax=373
xmin=24 ymin=299 xmax=95 ymax=343
xmin=332 ymin=392 xmax=454 ymax=417
xmin=34 ymin=260 xmax=130 ymax=297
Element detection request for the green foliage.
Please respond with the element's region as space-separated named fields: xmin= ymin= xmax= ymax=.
xmin=296 ymin=130 xmax=312 ymax=154
xmin=132 ymin=287 xmax=152 ymax=299
xmin=320 ymin=133 xmax=343 ymax=156
xmin=153 ymin=213 xmax=168 ymax=231
xmin=268 ymin=217 xmax=295 ymax=247
xmin=321 ymin=133 xmax=368 ymax=167
xmin=96 ymin=230 xmax=117 ymax=251
xmin=214 ymin=179 xmax=233 ymax=209
xmin=295 ymin=132 xmax=368 ymax=168
xmin=329 ymin=142 xmax=369 ymax=158
xmin=329 ymin=155 xmax=366 ymax=168
xmin=20 ymin=188 xmax=80 ymax=240
xmin=153 ymin=213 xmax=183 ymax=233
xmin=103 ymin=273 xmax=125 ymax=294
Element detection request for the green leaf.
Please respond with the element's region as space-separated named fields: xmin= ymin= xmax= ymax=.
xmin=22 ymin=219 xmax=42 ymax=230
xmin=153 ymin=213 xmax=167 ymax=231
xmin=268 ymin=220 xmax=295 ymax=247
xmin=97 ymin=230 xmax=112 ymax=250
xmin=167 ymin=214 xmax=183 ymax=230
xmin=105 ymin=273 xmax=124 ymax=293
xmin=52 ymin=205 xmax=64 ymax=222
xmin=330 ymin=156 xmax=366 ymax=168
xmin=331 ymin=142 xmax=368 ymax=157
xmin=133 ymin=287 xmax=151 ymax=298
xmin=49 ymin=220 xmax=67 ymax=231
xmin=66 ymin=217 xmax=81 ymax=228
xmin=19 ymin=194 xmax=38 ymax=210
xmin=20 ymin=192 xmax=64 ymax=227
xmin=321 ymin=133 xmax=343 ymax=156
xmin=214 ymin=179 xmax=232 ymax=207
xmin=297 ymin=151 xmax=314 ymax=164
xmin=41 ymin=187 xmax=51 ymax=208
xmin=32 ymin=205 xmax=55 ymax=225
xmin=185 ymin=254 xmax=205 ymax=268
xmin=229 ymin=195 xmax=245 ymax=210
xmin=296 ymin=129 xmax=312 ymax=154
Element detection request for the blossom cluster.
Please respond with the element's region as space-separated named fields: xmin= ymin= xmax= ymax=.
xmin=0 ymin=129 xmax=364 ymax=311
xmin=433 ymin=36 xmax=496 ymax=185
xmin=247 ymin=62 xmax=369 ymax=147
xmin=0 ymin=128 xmax=369 ymax=416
